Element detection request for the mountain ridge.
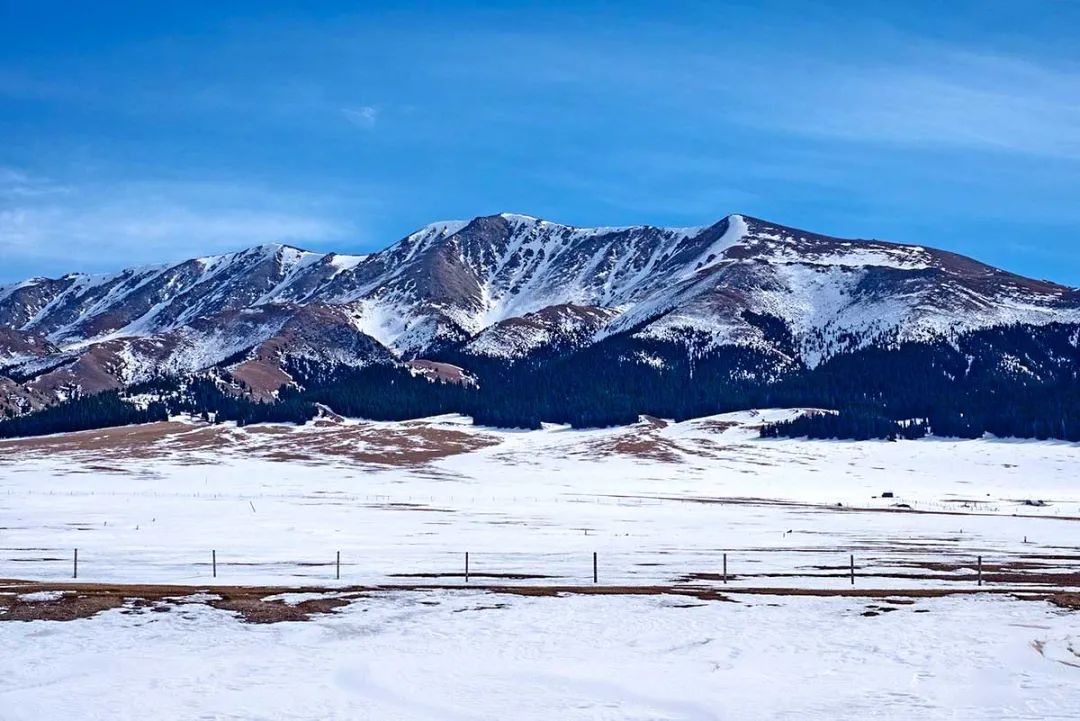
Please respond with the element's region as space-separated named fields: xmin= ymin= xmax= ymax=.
xmin=2 ymin=211 xmax=1079 ymax=436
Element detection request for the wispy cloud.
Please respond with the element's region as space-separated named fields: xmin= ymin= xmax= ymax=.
xmin=433 ymin=26 xmax=1080 ymax=160
xmin=0 ymin=173 xmax=357 ymax=280
xmin=341 ymin=105 xmax=378 ymax=129
xmin=0 ymin=167 xmax=71 ymax=200
xmin=740 ymin=51 xmax=1080 ymax=159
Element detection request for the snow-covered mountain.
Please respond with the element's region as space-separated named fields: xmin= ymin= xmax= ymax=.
xmin=2 ymin=211 xmax=1079 ymax=415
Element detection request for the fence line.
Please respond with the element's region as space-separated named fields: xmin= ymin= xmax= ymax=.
xmin=42 ymin=546 xmax=1071 ymax=589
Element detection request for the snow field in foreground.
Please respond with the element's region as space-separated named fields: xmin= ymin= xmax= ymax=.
xmin=1 ymin=411 xmax=1079 ymax=719
xmin=1 ymin=591 xmax=1078 ymax=720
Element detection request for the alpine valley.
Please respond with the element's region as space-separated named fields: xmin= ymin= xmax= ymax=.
xmin=3 ymin=213 xmax=1080 ymax=439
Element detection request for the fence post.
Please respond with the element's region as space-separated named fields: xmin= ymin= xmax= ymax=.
xmin=465 ymin=552 xmax=469 ymax=583
xmin=336 ymin=551 xmax=341 ymax=581
xmin=977 ymin=556 xmax=982 ymax=586
xmin=212 ymin=549 xmax=217 ymax=579
xmin=73 ymin=548 xmax=78 ymax=579
xmin=850 ymin=554 xmax=854 ymax=585
xmin=593 ymin=552 xmax=598 ymax=583
xmin=723 ymin=553 xmax=728 ymax=584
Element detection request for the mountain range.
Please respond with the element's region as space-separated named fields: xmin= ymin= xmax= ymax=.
xmin=3 ymin=212 xmax=1079 ymax=439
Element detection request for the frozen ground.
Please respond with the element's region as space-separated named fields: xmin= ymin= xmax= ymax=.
xmin=1 ymin=410 xmax=1079 ymax=718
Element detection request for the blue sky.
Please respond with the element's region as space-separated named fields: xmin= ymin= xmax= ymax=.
xmin=2 ymin=0 xmax=1080 ymax=283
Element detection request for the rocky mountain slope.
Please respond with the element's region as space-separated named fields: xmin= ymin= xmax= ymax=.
xmin=2 ymin=212 xmax=1079 ymax=426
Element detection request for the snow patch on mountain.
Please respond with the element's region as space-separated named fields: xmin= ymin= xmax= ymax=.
xmin=682 ymin=213 xmax=748 ymax=277
xmin=326 ymin=253 xmax=367 ymax=275
xmin=464 ymin=305 xmax=620 ymax=359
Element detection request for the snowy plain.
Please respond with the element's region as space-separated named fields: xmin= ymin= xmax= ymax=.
xmin=2 ymin=592 xmax=1079 ymax=720
xmin=1 ymin=410 xmax=1077 ymax=588
xmin=1 ymin=410 xmax=1078 ymax=719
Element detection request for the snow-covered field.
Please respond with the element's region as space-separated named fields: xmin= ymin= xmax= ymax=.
xmin=2 ymin=591 xmax=1078 ymax=720
xmin=1 ymin=410 xmax=1078 ymax=718
xmin=1 ymin=411 xmax=1077 ymax=588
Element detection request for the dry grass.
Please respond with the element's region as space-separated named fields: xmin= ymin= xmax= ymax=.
xmin=1048 ymin=593 xmax=1080 ymax=611
xmin=0 ymin=581 xmax=360 ymax=624
xmin=0 ymin=418 xmax=501 ymax=468
xmin=575 ymin=420 xmax=684 ymax=463
xmin=3 ymin=579 xmax=1077 ymax=625
xmin=0 ymin=591 xmax=127 ymax=622
xmin=209 ymin=595 xmax=352 ymax=624
xmin=680 ymin=569 xmax=1080 ymax=586
xmin=696 ymin=421 xmax=739 ymax=433
xmin=0 ymin=421 xmax=194 ymax=463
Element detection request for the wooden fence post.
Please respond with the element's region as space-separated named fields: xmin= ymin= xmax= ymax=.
xmin=73 ymin=548 xmax=78 ymax=579
xmin=723 ymin=553 xmax=728 ymax=584
xmin=212 ymin=549 xmax=217 ymax=578
xmin=465 ymin=552 xmax=470 ymax=583
xmin=850 ymin=554 xmax=854 ymax=585
xmin=336 ymin=551 xmax=341 ymax=581
xmin=593 ymin=552 xmax=598 ymax=583
xmin=978 ymin=556 xmax=982 ymax=586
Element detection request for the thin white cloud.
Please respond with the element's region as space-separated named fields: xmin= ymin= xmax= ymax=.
xmin=341 ymin=105 xmax=378 ymax=128
xmin=0 ymin=167 xmax=71 ymax=200
xmin=0 ymin=175 xmax=357 ymax=278
xmin=744 ymin=51 xmax=1080 ymax=159
xmin=434 ymin=28 xmax=1080 ymax=160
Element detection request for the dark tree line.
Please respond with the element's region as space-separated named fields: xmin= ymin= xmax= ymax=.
xmin=756 ymin=323 xmax=1080 ymax=441
xmin=122 ymin=364 xmax=476 ymax=428
xmin=294 ymin=363 xmax=475 ymax=421
xmin=3 ymin=320 xmax=1080 ymax=441
xmin=760 ymin=412 xmax=928 ymax=441
xmin=441 ymin=321 xmax=1080 ymax=440
xmin=0 ymin=391 xmax=168 ymax=439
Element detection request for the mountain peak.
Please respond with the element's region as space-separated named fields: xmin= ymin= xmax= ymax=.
xmin=404 ymin=212 xmax=753 ymax=245
xmin=4 ymin=211 xmax=1080 ymax=368
xmin=496 ymin=212 xmax=543 ymax=223
xmin=246 ymin=241 xmax=316 ymax=257
xmin=404 ymin=219 xmax=471 ymax=241
xmin=4 ymin=211 xmax=1080 ymax=427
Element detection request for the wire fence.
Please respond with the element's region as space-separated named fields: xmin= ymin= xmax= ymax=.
xmin=8 ymin=546 xmax=1079 ymax=591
